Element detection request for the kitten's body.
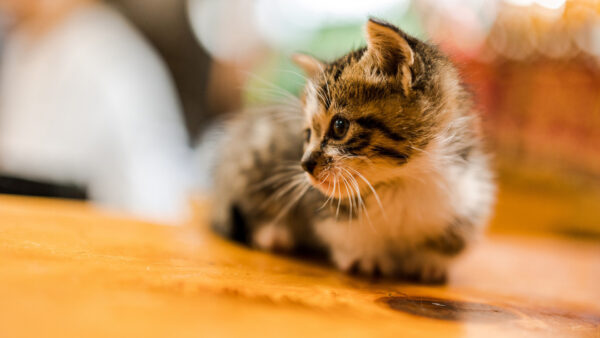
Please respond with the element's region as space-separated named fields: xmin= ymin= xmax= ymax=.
xmin=211 ymin=19 xmax=495 ymax=283
xmin=211 ymin=106 xmax=326 ymax=253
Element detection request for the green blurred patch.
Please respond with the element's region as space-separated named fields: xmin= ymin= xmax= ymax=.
xmin=244 ymin=6 xmax=425 ymax=106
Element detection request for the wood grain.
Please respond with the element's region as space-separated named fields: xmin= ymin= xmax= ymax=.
xmin=0 ymin=194 xmax=598 ymax=338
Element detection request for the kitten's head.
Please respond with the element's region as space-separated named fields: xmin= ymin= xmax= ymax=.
xmin=294 ymin=18 xmax=464 ymax=198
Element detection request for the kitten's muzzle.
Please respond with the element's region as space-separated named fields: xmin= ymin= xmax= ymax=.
xmin=301 ymin=151 xmax=322 ymax=176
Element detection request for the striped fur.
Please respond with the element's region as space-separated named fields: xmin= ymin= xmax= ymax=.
xmin=211 ymin=19 xmax=495 ymax=283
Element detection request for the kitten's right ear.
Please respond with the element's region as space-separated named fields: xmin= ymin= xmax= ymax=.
xmin=362 ymin=18 xmax=415 ymax=93
xmin=364 ymin=18 xmax=414 ymax=72
xmin=292 ymin=53 xmax=325 ymax=78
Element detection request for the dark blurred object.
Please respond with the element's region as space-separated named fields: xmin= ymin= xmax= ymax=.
xmin=0 ymin=175 xmax=87 ymax=200
xmin=106 ymin=0 xmax=237 ymax=142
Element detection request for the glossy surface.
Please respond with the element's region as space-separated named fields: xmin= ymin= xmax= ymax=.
xmin=0 ymin=194 xmax=599 ymax=337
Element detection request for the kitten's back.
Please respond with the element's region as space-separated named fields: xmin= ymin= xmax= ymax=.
xmin=211 ymin=105 xmax=324 ymax=251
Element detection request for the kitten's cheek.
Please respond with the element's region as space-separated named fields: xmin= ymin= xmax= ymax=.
xmin=306 ymin=173 xmax=333 ymax=195
xmin=307 ymin=173 xmax=340 ymax=197
xmin=306 ymin=173 xmax=325 ymax=187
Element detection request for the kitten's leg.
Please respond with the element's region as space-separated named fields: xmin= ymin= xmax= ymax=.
xmin=395 ymin=250 xmax=452 ymax=284
xmin=314 ymin=219 xmax=396 ymax=276
xmin=315 ymin=217 xmax=467 ymax=282
xmin=398 ymin=217 xmax=475 ymax=283
xmin=252 ymin=222 xmax=294 ymax=252
xmin=398 ymin=223 xmax=474 ymax=283
xmin=396 ymin=224 xmax=472 ymax=283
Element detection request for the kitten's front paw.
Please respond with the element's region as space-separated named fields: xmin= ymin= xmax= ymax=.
xmin=331 ymin=247 xmax=396 ymax=277
xmin=252 ymin=223 xmax=294 ymax=252
xmin=401 ymin=262 xmax=448 ymax=284
xmin=397 ymin=253 xmax=449 ymax=284
xmin=331 ymin=246 xmax=449 ymax=283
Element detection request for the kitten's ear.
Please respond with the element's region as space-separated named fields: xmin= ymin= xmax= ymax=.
xmin=292 ymin=53 xmax=325 ymax=78
xmin=363 ymin=18 xmax=415 ymax=89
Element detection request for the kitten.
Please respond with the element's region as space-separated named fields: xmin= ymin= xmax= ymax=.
xmin=211 ymin=19 xmax=495 ymax=283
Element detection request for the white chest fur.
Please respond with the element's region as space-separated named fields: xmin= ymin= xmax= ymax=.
xmin=313 ymin=143 xmax=494 ymax=277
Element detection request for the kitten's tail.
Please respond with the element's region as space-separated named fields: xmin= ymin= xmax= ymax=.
xmin=193 ymin=119 xmax=252 ymax=243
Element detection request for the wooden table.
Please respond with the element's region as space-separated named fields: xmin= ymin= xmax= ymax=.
xmin=0 ymin=194 xmax=598 ymax=337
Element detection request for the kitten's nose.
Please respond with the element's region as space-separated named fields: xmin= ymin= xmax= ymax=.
xmin=301 ymin=152 xmax=320 ymax=175
xmin=301 ymin=158 xmax=317 ymax=175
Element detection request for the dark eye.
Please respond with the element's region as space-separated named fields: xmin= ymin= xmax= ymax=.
xmin=304 ymin=128 xmax=311 ymax=143
xmin=331 ymin=117 xmax=349 ymax=139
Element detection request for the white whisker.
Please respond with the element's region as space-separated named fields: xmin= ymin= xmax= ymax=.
xmin=272 ymin=181 xmax=311 ymax=223
xmin=243 ymin=72 xmax=301 ymax=104
xmin=335 ymin=172 xmax=342 ymax=219
xmin=339 ymin=171 xmax=354 ymax=224
xmin=346 ymin=167 xmax=387 ymax=220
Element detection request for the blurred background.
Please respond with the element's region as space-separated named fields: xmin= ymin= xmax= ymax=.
xmin=0 ymin=0 xmax=598 ymax=237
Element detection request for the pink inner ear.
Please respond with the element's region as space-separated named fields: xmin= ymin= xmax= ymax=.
xmin=365 ymin=21 xmax=414 ymax=67
xmin=362 ymin=21 xmax=414 ymax=79
xmin=292 ymin=53 xmax=325 ymax=78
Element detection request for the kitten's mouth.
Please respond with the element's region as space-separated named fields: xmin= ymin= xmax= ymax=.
xmin=306 ymin=173 xmax=333 ymax=194
xmin=307 ymin=173 xmax=329 ymax=188
xmin=306 ymin=172 xmax=360 ymax=198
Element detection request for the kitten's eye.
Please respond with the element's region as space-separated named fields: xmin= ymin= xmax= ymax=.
xmin=304 ymin=128 xmax=311 ymax=143
xmin=331 ymin=117 xmax=349 ymax=140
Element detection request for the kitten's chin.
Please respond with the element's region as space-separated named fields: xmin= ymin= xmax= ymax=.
xmin=306 ymin=172 xmax=362 ymax=199
xmin=307 ymin=173 xmax=338 ymax=197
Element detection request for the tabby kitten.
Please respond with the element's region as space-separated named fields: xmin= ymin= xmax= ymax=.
xmin=211 ymin=19 xmax=495 ymax=283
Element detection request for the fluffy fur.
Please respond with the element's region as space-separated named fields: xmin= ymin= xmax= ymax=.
xmin=211 ymin=19 xmax=495 ymax=283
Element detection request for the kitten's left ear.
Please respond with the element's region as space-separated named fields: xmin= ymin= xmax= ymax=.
xmin=362 ymin=18 xmax=415 ymax=90
xmin=292 ymin=53 xmax=325 ymax=78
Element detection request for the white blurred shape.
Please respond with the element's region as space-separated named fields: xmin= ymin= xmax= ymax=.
xmin=287 ymin=0 xmax=401 ymax=19
xmin=504 ymin=0 xmax=535 ymax=6
xmin=187 ymin=0 xmax=262 ymax=63
xmin=0 ymin=3 xmax=193 ymax=224
xmin=576 ymin=19 xmax=600 ymax=56
xmin=253 ymin=0 xmax=409 ymax=51
xmin=193 ymin=120 xmax=225 ymax=193
xmin=188 ymin=0 xmax=409 ymax=61
xmin=534 ymin=0 xmax=565 ymax=10
xmin=418 ymin=0 xmax=498 ymax=56
xmin=504 ymin=0 xmax=565 ymax=10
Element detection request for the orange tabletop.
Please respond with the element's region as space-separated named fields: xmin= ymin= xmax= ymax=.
xmin=0 ymin=194 xmax=598 ymax=338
